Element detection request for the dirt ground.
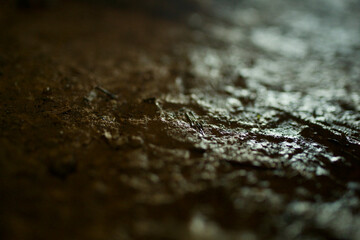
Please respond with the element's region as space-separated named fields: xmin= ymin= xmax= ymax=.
xmin=0 ymin=0 xmax=360 ymax=239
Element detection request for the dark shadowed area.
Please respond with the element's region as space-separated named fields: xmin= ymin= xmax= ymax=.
xmin=0 ymin=0 xmax=360 ymax=239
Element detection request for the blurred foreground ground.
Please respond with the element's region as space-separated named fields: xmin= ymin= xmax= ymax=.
xmin=1 ymin=0 xmax=360 ymax=239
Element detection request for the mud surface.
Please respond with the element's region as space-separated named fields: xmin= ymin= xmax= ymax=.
xmin=1 ymin=0 xmax=360 ymax=239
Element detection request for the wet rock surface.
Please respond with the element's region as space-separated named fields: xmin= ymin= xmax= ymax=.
xmin=0 ymin=0 xmax=360 ymax=239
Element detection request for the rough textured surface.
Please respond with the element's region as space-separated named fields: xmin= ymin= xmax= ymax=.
xmin=0 ymin=0 xmax=360 ymax=239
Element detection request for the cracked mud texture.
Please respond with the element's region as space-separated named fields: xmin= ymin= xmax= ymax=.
xmin=1 ymin=0 xmax=360 ymax=239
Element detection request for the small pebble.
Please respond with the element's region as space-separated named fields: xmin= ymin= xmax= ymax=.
xmin=128 ymin=135 xmax=144 ymax=148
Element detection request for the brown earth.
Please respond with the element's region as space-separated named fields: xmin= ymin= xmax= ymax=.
xmin=1 ymin=1 xmax=360 ymax=239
